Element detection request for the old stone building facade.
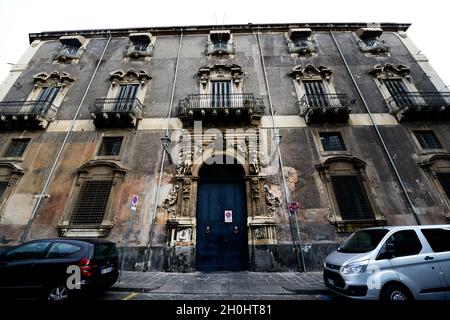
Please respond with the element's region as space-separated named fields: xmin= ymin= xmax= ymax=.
xmin=0 ymin=23 xmax=449 ymax=272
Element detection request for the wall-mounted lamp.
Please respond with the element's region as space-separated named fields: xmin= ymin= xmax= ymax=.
xmin=161 ymin=135 xmax=173 ymax=164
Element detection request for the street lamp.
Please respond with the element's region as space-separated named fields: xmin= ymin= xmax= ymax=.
xmin=161 ymin=135 xmax=173 ymax=164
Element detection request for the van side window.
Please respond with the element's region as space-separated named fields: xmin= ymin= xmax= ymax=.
xmin=385 ymin=230 xmax=422 ymax=257
xmin=421 ymin=228 xmax=450 ymax=253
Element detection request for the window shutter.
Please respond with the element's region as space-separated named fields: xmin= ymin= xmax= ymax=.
xmin=331 ymin=175 xmax=375 ymax=220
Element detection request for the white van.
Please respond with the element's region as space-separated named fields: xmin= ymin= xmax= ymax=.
xmin=323 ymin=225 xmax=450 ymax=300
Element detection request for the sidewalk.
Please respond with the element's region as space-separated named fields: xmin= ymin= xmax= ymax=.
xmin=112 ymin=271 xmax=328 ymax=296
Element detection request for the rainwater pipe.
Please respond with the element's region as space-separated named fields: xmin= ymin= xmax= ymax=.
xmin=144 ymin=29 xmax=183 ymax=270
xmin=20 ymin=32 xmax=113 ymax=243
xmin=329 ymin=27 xmax=421 ymax=225
xmin=256 ymin=28 xmax=307 ymax=272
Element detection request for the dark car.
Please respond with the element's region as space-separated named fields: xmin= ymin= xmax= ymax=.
xmin=0 ymin=238 xmax=119 ymax=301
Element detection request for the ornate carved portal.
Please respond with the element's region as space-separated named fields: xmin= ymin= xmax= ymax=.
xmin=163 ymin=130 xmax=281 ymax=249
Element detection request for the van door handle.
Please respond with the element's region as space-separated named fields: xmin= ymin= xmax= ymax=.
xmin=424 ymin=256 xmax=434 ymax=261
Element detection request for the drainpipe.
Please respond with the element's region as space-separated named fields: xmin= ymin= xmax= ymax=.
xmin=329 ymin=27 xmax=421 ymax=225
xmin=20 ymin=32 xmax=113 ymax=243
xmin=144 ymin=29 xmax=183 ymax=270
xmin=256 ymin=28 xmax=306 ymax=272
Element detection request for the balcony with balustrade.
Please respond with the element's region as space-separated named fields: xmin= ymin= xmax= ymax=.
xmin=0 ymin=100 xmax=58 ymax=130
xmin=206 ymin=41 xmax=235 ymax=56
xmin=88 ymin=98 xmax=144 ymax=128
xmin=177 ymin=93 xmax=264 ymax=125
xmin=386 ymin=92 xmax=450 ymax=122
xmin=298 ymin=93 xmax=353 ymax=124
xmin=126 ymin=42 xmax=154 ymax=58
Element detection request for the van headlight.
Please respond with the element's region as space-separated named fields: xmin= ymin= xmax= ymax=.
xmin=342 ymin=260 xmax=369 ymax=274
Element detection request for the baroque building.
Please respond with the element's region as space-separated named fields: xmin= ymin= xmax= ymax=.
xmin=0 ymin=23 xmax=449 ymax=272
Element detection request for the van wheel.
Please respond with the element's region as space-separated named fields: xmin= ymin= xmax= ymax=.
xmin=47 ymin=285 xmax=70 ymax=301
xmin=381 ymin=284 xmax=412 ymax=301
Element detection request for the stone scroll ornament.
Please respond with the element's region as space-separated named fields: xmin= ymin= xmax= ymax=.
xmin=176 ymin=149 xmax=193 ymax=176
xmin=264 ymin=184 xmax=281 ymax=216
xmin=162 ymin=185 xmax=179 ymax=218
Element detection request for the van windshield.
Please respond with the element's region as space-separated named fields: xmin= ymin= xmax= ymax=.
xmin=338 ymin=229 xmax=389 ymax=253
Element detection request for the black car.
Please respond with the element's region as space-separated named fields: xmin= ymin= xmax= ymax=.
xmin=0 ymin=238 xmax=119 ymax=300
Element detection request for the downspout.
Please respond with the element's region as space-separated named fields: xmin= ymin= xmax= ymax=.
xmin=144 ymin=29 xmax=183 ymax=270
xmin=20 ymin=32 xmax=113 ymax=243
xmin=329 ymin=27 xmax=421 ymax=225
xmin=256 ymin=28 xmax=306 ymax=272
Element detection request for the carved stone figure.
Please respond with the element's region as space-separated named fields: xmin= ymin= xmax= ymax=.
xmin=249 ymin=149 xmax=260 ymax=175
xmin=176 ymin=149 xmax=193 ymax=175
xmin=264 ymin=185 xmax=281 ymax=215
xmin=163 ymin=185 xmax=179 ymax=218
xmin=250 ymin=177 xmax=260 ymax=199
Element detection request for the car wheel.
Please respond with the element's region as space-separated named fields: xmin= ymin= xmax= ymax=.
xmin=381 ymin=284 xmax=412 ymax=301
xmin=47 ymin=285 xmax=70 ymax=301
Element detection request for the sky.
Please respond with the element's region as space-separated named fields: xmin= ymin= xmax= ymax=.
xmin=0 ymin=0 xmax=449 ymax=88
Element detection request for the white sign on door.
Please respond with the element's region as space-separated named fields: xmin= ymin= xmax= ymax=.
xmin=224 ymin=210 xmax=232 ymax=223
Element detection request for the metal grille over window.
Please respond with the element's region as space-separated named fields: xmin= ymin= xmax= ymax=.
xmin=4 ymin=138 xmax=30 ymax=157
xmin=115 ymin=84 xmax=139 ymax=111
xmin=320 ymin=132 xmax=345 ymax=151
xmin=414 ymin=130 xmax=442 ymax=149
xmin=98 ymin=137 xmax=123 ymax=156
xmin=0 ymin=181 xmax=8 ymax=200
xmin=437 ymin=173 xmax=450 ymax=200
xmin=304 ymin=81 xmax=329 ymax=108
xmin=384 ymin=79 xmax=414 ymax=108
xmin=69 ymin=180 xmax=113 ymax=227
xmin=331 ymin=175 xmax=375 ymax=220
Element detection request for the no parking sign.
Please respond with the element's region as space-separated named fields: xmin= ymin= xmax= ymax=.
xmin=130 ymin=194 xmax=139 ymax=211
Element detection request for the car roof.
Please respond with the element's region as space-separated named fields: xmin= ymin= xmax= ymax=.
xmin=358 ymin=224 xmax=450 ymax=231
xmin=24 ymin=238 xmax=116 ymax=245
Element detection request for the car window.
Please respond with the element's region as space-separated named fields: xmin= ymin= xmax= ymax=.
xmin=421 ymin=228 xmax=450 ymax=253
xmin=385 ymin=230 xmax=422 ymax=257
xmin=5 ymin=241 xmax=51 ymax=260
xmin=337 ymin=229 xmax=389 ymax=253
xmin=45 ymin=242 xmax=82 ymax=259
xmin=94 ymin=244 xmax=118 ymax=261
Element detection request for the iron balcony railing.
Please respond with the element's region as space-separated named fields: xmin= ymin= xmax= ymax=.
xmin=0 ymin=100 xmax=58 ymax=121
xmin=126 ymin=43 xmax=154 ymax=57
xmin=386 ymin=92 xmax=450 ymax=112
xmin=288 ymin=40 xmax=316 ymax=54
xmin=298 ymin=93 xmax=351 ymax=115
xmin=207 ymin=42 xmax=236 ymax=55
xmin=89 ymin=98 xmax=144 ymax=118
xmin=179 ymin=93 xmax=263 ymax=113
xmin=54 ymin=45 xmax=83 ymax=60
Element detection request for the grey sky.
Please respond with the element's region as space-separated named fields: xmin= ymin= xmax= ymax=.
xmin=0 ymin=0 xmax=449 ymax=88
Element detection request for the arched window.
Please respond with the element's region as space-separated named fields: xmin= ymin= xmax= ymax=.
xmin=316 ymin=156 xmax=386 ymax=232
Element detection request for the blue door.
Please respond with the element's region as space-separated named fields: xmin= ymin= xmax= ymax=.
xmin=196 ymin=162 xmax=248 ymax=271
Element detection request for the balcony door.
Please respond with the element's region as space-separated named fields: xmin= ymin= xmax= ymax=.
xmin=34 ymin=86 xmax=60 ymax=114
xmin=384 ymin=79 xmax=413 ymax=107
xmin=115 ymin=84 xmax=138 ymax=111
xmin=304 ymin=80 xmax=328 ymax=108
xmin=211 ymin=81 xmax=232 ymax=108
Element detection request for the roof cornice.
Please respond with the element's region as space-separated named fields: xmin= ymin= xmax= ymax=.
xmin=28 ymin=22 xmax=411 ymax=43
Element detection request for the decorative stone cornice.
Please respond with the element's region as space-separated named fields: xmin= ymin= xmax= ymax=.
xmin=33 ymin=71 xmax=75 ymax=84
xmin=289 ymin=64 xmax=332 ymax=81
xmin=110 ymin=68 xmax=152 ymax=83
xmin=368 ymin=63 xmax=411 ymax=79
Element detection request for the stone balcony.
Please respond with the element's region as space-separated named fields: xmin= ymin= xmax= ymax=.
xmin=0 ymin=100 xmax=58 ymax=130
xmin=89 ymin=98 xmax=144 ymax=128
xmin=298 ymin=93 xmax=353 ymax=124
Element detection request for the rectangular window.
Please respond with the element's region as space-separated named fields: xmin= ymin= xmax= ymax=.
xmin=331 ymin=175 xmax=375 ymax=220
xmin=34 ymin=86 xmax=60 ymax=114
xmin=69 ymin=179 xmax=113 ymax=227
xmin=414 ymin=130 xmax=442 ymax=149
xmin=320 ymin=132 xmax=345 ymax=151
xmin=0 ymin=181 xmax=8 ymax=200
xmin=98 ymin=137 xmax=123 ymax=156
xmin=421 ymin=228 xmax=450 ymax=253
xmin=115 ymin=84 xmax=139 ymax=111
xmin=303 ymin=81 xmax=328 ymax=108
xmin=436 ymin=173 xmax=450 ymax=200
xmin=4 ymin=138 xmax=30 ymax=157
xmin=211 ymin=81 xmax=232 ymax=108
xmin=384 ymin=79 xmax=412 ymax=107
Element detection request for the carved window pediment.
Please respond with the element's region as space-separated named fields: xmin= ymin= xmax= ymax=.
xmin=110 ymin=68 xmax=152 ymax=85
xmin=197 ymin=64 xmax=244 ymax=86
xmin=54 ymin=35 xmax=86 ymax=62
xmin=289 ymin=64 xmax=332 ymax=82
xmin=33 ymin=71 xmax=75 ymax=86
xmin=368 ymin=63 xmax=411 ymax=80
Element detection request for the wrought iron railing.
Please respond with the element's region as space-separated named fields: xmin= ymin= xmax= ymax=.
xmin=54 ymin=45 xmax=83 ymax=60
xmin=386 ymin=92 xmax=450 ymax=113
xmin=0 ymin=100 xmax=58 ymax=121
xmin=178 ymin=93 xmax=264 ymax=118
xmin=298 ymin=93 xmax=351 ymax=116
xmin=207 ymin=42 xmax=235 ymax=55
xmin=89 ymin=98 xmax=144 ymax=118
xmin=126 ymin=43 xmax=154 ymax=57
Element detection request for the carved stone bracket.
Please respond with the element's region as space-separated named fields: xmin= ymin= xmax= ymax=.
xmin=162 ymin=184 xmax=179 ymax=218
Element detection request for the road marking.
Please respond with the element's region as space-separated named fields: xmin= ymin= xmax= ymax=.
xmin=122 ymin=292 xmax=138 ymax=300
